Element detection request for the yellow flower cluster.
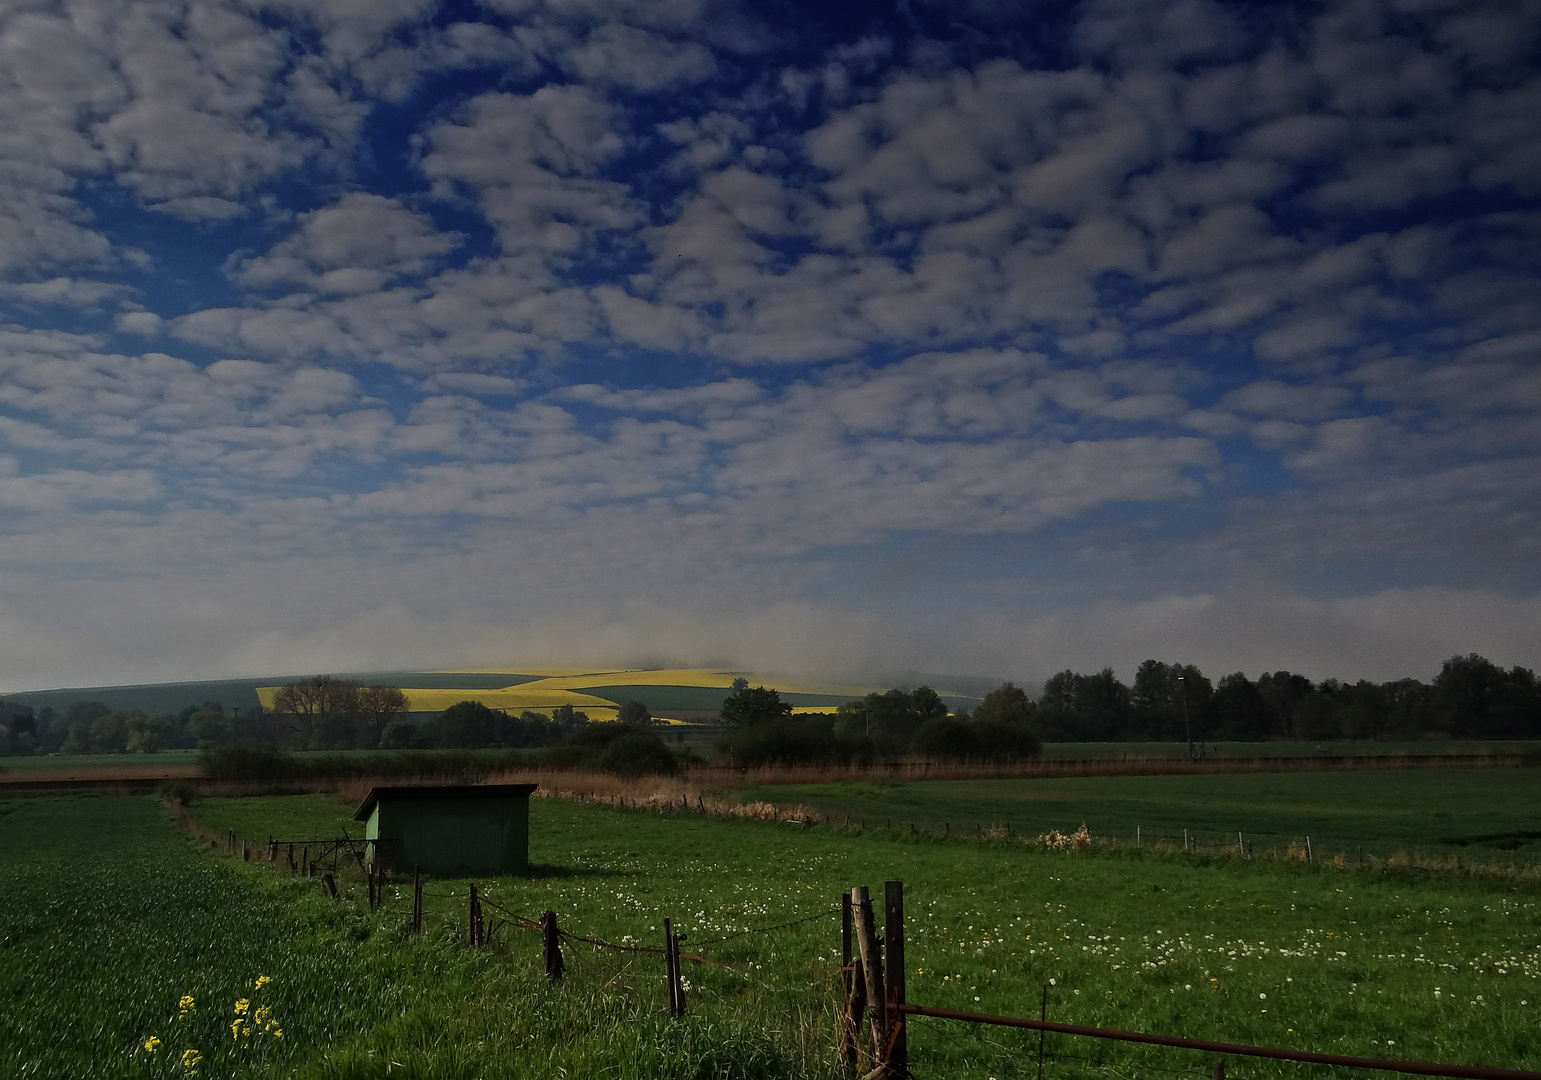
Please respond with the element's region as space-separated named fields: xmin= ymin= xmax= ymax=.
xmin=142 ymin=1036 xmax=162 ymax=1054
xmin=229 ymin=979 xmax=283 ymax=1041
xmin=178 ymin=995 xmax=196 ymax=1018
xmin=180 ymin=1048 xmax=202 ymax=1071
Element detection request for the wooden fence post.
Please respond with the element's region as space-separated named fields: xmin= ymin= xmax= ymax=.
xmin=542 ymin=911 xmax=564 ymax=982
xmin=321 ymin=872 xmax=337 ymax=899
xmin=664 ymin=918 xmax=684 ymax=1017
xmin=884 ymin=880 xmax=906 ymax=1078
xmin=1306 ymin=836 xmax=1313 ymax=863
xmin=841 ymin=891 xmax=861 ymax=1069
xmin=852 ymin=886 xmax=885 ymax=1066
xmin=468 ymin=884 xmax=483 ymax=947
xmin=412 ymin=866 xmax=422 ymax=935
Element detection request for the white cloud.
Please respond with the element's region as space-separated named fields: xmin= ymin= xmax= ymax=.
xmin=560 ymin=23 xmax=716 ymax=91
xmin=234 ymin=193 xmax=460 ymax=294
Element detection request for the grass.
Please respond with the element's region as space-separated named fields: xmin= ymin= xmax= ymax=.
xmin=184 ymin=788 xmax=1541 ymax=1079
xmin=738 ymin=768 xmax=1541 ymax=861
xmin=1039 ymin=740 xmax=1541 ymax=760
xmin=0 ymin=749 xmax=202 ymax=775
xmin=0 ymin=795 xmax=834 ymax=1080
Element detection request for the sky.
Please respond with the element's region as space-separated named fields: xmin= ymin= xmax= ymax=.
xmin=1 ymin=0 xmax=1539 ymax=693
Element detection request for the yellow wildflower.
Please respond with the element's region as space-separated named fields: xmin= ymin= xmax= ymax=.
xmin=253 ymin=975 xmax=272 ymax=991
xmin=230 ymin=1019 xmax=248 ymax=1040
xmin=143 ymin=1036 xmax=162 ymax=1054
xmin=233 ymin=998 xmax=250 ymax=1016
xmin=253 ymin=1005 xmax=271 ymax=1026
xmin=178 ymin=995 xmax=196 ymax=1017
xmin=180 ymin=1048 xmax=202 ymax=1070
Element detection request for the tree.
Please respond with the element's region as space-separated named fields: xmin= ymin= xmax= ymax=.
xmin=272 ymin=675 xmax=360 ymax=748
xmin=1433 ymin=654 xmax=1541 ymax=738
xmin=617 ymin=699 xmax=653 ymax=726
xmin=1209 ymin=673 xmax=1270 ymax=740
xmin=125 ymin=713 xmax=172 ymax=752
xmin=1130 ymin=661 xmax=1211 ymax=742
xmin=436 ymin=700 xmax=500 ymax=748
xmin=186 ymin=703 xmax=233 ymax=748
xmin=1256 ymin=672 xmax=1313 ymax=739
xmin=551 ymin=703 xmax=591 ymax=726
xmin=720 ymin=685 xmax=793 ymax=726
xmin=356 ymin=685 xmax=409 ymax=748
xmin=972 ymin=682 xmax=1034 ymax=727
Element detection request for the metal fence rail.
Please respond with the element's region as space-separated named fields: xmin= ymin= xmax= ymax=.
xmin=896 ymin=1002 xmax=1541 ymax=1080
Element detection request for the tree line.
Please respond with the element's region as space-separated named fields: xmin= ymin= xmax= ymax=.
xmin=3 ymin=653 xmax=1536 ymax=763
xmin=1025 ymin=654 xmax=1541 ymax=743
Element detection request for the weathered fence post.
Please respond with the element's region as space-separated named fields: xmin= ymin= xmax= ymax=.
xmin=227 ymin=829 xmax=234 ymax=854
xmin=841 ymin=891 xmax=861 ymax=1069
xmin=412 ymin=866 xmax=422 ymax=935
xmin=541 ymin=911 xmax=564 ymax=982
xmin=852 ymin=885 xmax=885 ymax=1066
xmin=1306 ymin=836 xmax=1313 ymax=863
xmin=1183 ymin=829 xmax=1189 ymax=852
xmin=468 ymin=884 xmax=484 ymax=947
xmin=1212 ymin=1058 xmax=1227 ymax=1080
xmin=663 ymin=918 xmax=684 ymax=1017
xmin=1238 ymin=831 xmax=1245 ymax=858
xmin=321 ymin=872 xmax=337 ymax=899
xmin=268 ymin=837 xmax=276 ymax=862
xmin=286 ymin=842 xmax=293 ymax=871
xmin=884 ymin=880 xmax=906 ymax=1078
xmin=240 ymin=839 xmax=248 ymax=862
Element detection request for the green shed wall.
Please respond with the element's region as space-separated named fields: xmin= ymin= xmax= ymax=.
xmin=364 ymin=795 xmax=529 ymax=876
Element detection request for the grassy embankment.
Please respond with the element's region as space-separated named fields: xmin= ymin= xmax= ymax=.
xmin=173 ymin=784 xmax=1541 ymax=1078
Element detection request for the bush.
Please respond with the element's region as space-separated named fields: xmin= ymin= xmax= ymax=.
xmin=910 ymin=717 xmax=979 ymax=760
xmin=911 ymin=717 xmax=1041 ymax=761
xmin=199 ymin=741 xmax=299 ymax=780
xmin=716 ymin=716 xmax=875 ymax=768
xmin=595 ymin=731 xmax=679 ymax=777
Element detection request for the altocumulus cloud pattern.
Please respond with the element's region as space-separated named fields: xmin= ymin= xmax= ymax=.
xmin=0 ymin=0 xmax=1538 ymax=688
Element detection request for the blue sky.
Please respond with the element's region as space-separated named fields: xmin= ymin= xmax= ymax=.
xmin=1 ymin=0 xmax=1539 ymax=691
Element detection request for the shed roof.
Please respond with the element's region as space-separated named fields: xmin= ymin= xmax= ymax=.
xmin=353 ymin=783 xmax=538 ymax=821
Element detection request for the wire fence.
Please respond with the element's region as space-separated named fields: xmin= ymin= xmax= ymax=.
xmin=179 ymin=806 xmax=1541 ymax=1080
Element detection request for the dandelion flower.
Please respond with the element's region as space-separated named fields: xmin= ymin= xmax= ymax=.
xmin=143 ymin=1037 xmax=162 ymax=1054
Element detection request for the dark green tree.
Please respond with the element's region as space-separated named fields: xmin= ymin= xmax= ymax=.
xmin=435 ymin=700 xmax=500 ymax=747
xmin=617 ymin=699 xmax=654 ymax=726
xmin=972 ymin=682 xmax=1034 ymax=727
xmin=720 ymin=685 xmax=793 ymax=726
xmin=1209 ymin=673 xmax=1271 ymax=740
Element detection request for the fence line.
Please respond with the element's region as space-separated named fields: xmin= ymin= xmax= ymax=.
xmin=171 ymin=805 xmax=1540 ymax=1080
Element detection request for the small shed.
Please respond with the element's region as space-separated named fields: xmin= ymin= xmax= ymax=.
xmin=353 ymin=783 xmax=537 ymax=876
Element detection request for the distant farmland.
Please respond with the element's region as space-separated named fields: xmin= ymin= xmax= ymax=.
xmin=2 ymin=667 xmax=971 ymax=723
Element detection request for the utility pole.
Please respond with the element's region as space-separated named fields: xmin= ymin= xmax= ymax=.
xmin=1178 ymin=675 xmax=1194 ymax=760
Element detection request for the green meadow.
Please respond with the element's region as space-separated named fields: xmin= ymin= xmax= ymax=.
xmin=742 ymin=767 xmax=1541 ymax=862
xmin=8 ymin=781 xmax=1534 ymax=1079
